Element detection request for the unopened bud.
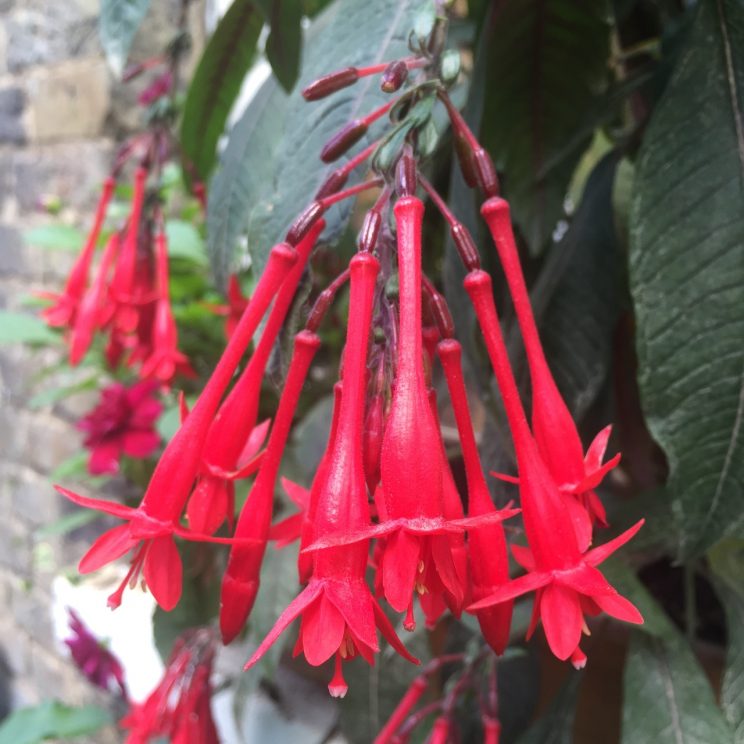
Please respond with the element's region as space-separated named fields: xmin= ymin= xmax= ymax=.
xmin=321 ymin=120 xmax=368 ymax=163
xmin=381 ymin=60 xmax=408 ymax=93
xmin=302 ymin=67 xmax=359 ymax=101
xmin=451 ymin=222 xmax=480 ymax=271
xmin=474 ymin=147 xmax=500 ymax=197
xmin=315 ymin=169 xmax=349 ymax=200
xmin=286 ymin=201 xmax=325 ymax=245
xmin=454 ymin=133 xmax=479 ymax=188
xmin=359 ymin=209 xmax=382 ymax=252
xmin=395 ymin=151 xmax=417 ymax=197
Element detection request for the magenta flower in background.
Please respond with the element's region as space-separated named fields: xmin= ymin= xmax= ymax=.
xmin=77 ymin=380 xmax=163 ymax=475
xmin=65 ymin=608 xmax=127 ymax=697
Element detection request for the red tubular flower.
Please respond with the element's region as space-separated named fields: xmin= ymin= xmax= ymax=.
xmin=77 ymin=379 xmax=162 ymax=475
xmin=374 ymin=676 xmax=428 ymax=744
xmin=111 ymin=167 xmax=148 ymax=334
xmin=219 ymin=328 xmax=322 ymax=644
xmin=438 ymin=339 xmax=513 ymax=655
xmin=68 ymin=233 xmax=120 ymax=366
xmin=42 ymin=177 xmax=115 ymax=328
xmin=187 ymin=220 xmax=325 ymax=535
xmin=482 ymin=198 xmax=619 ymax=547
xmin=268 ymin=477 xmax=309 ymax=547
xmin=464 ymin=269 xmax=643 ymax=664
xmin=429 ymin=716 xmax=451 ymax=744
xmin=121 ymin=629 xmax=218 ymax=744
xmin=223 ymin=275 xmax=249 ymax=338
xmin=245 ymin=253 xmax=418 ymax=696
xmin=140 ymin=229 xmax=195 ymax=385
xmin=57 ymin=243 xmax=299 ymax=611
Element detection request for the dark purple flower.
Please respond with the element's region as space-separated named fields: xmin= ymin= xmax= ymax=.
xmin=77 ymin=380 xmax=163 ymax=475
xmin=64 ymin=608 xmax=127 ymax=697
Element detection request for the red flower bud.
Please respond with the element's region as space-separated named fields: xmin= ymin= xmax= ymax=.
xmin=302 ymin=67 xmax=359 ymax=101
xmin=381 ymin=60 xmax=408 ymax=92
xmin=320 ymin=119 xmax=368 ymax=163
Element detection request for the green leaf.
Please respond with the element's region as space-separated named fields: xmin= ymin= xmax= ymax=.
xmin=99 ymin=0 xmax=151 ymax=76
xmin=34 ymin=509 xmax=99 ymax=539
xmin=24 ymin=224 xmax=85 ymax=252
xmin=257 ymin=0 xmax=303 ymax=91
xmin=180 ymin=0 xmax=264 ymax=183
xmin=0 ymin=701 xmax=111 ymax=744
xmin=536 ymin=152 xmax=623 ymax=418
xmin=709 ymin=540 xmax=744 ymax=742
xmin=165 ymin=219 xmax=208 ymax=266
xmin=206 ymin=0 xmax=427 ymax=285
xmin=514 ymin=672 xmax=581 ymax=744
xmin=0 ymin=311 xmax=59 ymax=346
xmin=629 ymin=0 xmax=744 ymax=558
xmin=480 ymin=0 xmax=612 ymax=253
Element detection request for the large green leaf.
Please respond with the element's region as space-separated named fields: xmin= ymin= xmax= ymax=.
xmin=629 ymin=0 xmax=744 ymax=558
xmin=480 ymin=0 xmax=612 ymax=253
xmin=257 ymin=0 xmax=303 ymax=92
xmin=99 ymin=0 xmax=151 ymax=76
xmin=0 ymin=311 xmax=60 ymax=346
xmin=180 ymin=0 xmax=264 ymax=183
xmin=709 ymin=540 xmax=744 ymax=742
xmin=604 ymin=561 xmax=733 ymax=744
xmin=206 ymin=0 xmax=427 ymax=284
xmin=0 ymin=701 xmax=111 ymax=744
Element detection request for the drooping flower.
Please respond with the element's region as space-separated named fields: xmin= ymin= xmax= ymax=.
xmin=58 ymin=243 xmax=299 ymax=611
xmin=268 ymin=477 xmax=309 ymax=547
xmin=482 ymin=198 xmax=619 ymax=548
xmin=464 ymin=269 xmax=643 ymax=665
xmin=77 ymin=379 xmax=162 ymax=475
xmin=186 ymin=220 xmax=324 ymax=535
xmin=121 ymin=628 xmax=218 ymax=744
xmin=41 ymin=177 xmax=115 ymax=329
xmin=245 ymin=253 xmax=418 ymax=696
xmin=64 ymin=608 xmax=127 ymax=697
xmin=438 ymin=339 xmax=513 ymax=655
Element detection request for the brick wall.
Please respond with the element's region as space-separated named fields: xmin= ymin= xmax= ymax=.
xmin=0 ymin=0 xmax=204 ymax=733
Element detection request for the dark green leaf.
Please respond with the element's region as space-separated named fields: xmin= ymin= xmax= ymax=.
xmin=709 ymin=540 xmax=744 ymax=742
xmin=0 ymin=311 xmax=60 ymax=346
xmin=514 ymin=672 xmax=581 ymax=744
xmin=165 ymin=220 xmax=208 ymax=266
xmin=257 ymin=0 xmax=303 ymax=91
xmin=0 ymin=701 xmax=111 ymax=744
xmin=629 ymin=0 xmax=744 ymax=558
xmin=480 ymin=0 xmax=612 ymax=253
xmin=99 ymin=0 xmax=151 ymax=75
xmin=206 ymin=0 xmax=427 ymax=284
xmin=180 ymin=0 xmax=264 ymax=182
xmin=536 ymin=152 xmax=623 ymax=418
xmin=24 ymin=224 xmax=85 ymax=252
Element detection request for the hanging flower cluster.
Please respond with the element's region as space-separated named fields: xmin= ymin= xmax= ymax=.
xmin=39 ymin=55 xmax=195 ymax=387
xmin=121 ymin=629 xmax=218 ymax=744
xmin=57 ymin=15 xmax=643 ymax=718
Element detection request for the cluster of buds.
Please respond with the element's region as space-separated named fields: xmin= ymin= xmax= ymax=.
xmin=39 ymin=44 xmax=196 ymax=388
xmin=59 ymin=14 xmax=643 ymax=726
xmin=121 ymin=629 xmax=218 ymax=743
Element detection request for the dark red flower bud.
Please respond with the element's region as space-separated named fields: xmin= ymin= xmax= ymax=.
xmin=395 ymin=150 xmax=417 ymax=197
xmin=381 ymin=60 xmax=408 ymax=92
xmin=473 ymin=147 xmax=500 ymax=197
xmin=320 ymin=120 xmax=368 ymax=163
xmin=450 ymin=222 xmax=480 ymax=271
xmin=286 ymin=201 xmax=326 ymax=245
xmin=315 ymin=168 xmax=349 ymax=200
xmin=302 ymin=67 xmax=359 ymax=101
xmin=359 ymin=208 xmax=382 ymax=252
xmin=454 ymin=133 xmax=479 ymax=188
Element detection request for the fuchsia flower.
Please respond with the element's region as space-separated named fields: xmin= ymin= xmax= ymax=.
xmin=41 ymin=178 xmax=115 ymax=329
xmin=64 ymin=608 xmax=127 ymax=697
xmin=268 ymin=477 xmax=309 ymax=547
xmin=482 ymin=198 xmax=620 ymax=549
xmin=186 ymin=220 xmax=324 ymax=535
xmin=464 ymin=269 xmax=643 ymax=665
xmin=121 ymin=628 xmax=218 ymax=744
xmin=77 ymin=379 xmax=162 ymax=475
xmin=57 ymin=243 xmax=300 ymax=611
xmin=244 ymin=253 xmax=418 ymax=696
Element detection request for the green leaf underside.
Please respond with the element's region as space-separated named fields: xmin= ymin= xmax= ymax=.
xmin=180 ymin=0 xmax=264 ymax=183
xmin=629 ymin=0 xmax=744 ymax=558
xmin=206 ymin=0 xmax=427 ymax=285
xmin=98 ymin=0 xmax=151 ymax=76
xmin=0 ymin=311 xmax=59 ymax=345
xmin=0 ymin=701 xmax=111 ymax=744
xmin=481 ymin=0 xmax=611 ymax=253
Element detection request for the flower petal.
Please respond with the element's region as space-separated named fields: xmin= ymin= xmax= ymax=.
xmin=556 ymin=563 xmax=616 ymax=596
xmin=79 ymin=525 xmax=137 ymax=574
xmin=540 ymin=583 xmax=582 ymax=661
xmin=510 ymin=544 xmax=535 ymax=571
xmin=372 ymin=598 xmax=419 ymax=665
xmin=382 ymin=530 xmax=421 ymax=613
xmin=584 ymin=520 xmax=644 ymax=566
xmin=593 ymin=591 xmax=643 ymax=624
xmin=88 ymin=440 xmax=121 ymax=475
xmin=55 ymin=485 xmax=133 ymax=520
xmin=301 ymin=592 xmax=346 ymax=666
xmin=584 ymin=425 xmax=612 ymax=472
xmin=238 ymin=418 xmax=271 ymax=465
xmin=281 ymin=477 xmax=310 ymax=508
xmin=121 ymin=430 xmax=161 ymax=458
xmin=326 ymin=580 xmax=378 ymax=654
xmin=269 ymin=514 xmax=303 ymax=547
xmin=468 ymin=571 xmax=551 ymax=611
xmin=143 ymin=536 xmax=182 ymax=611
